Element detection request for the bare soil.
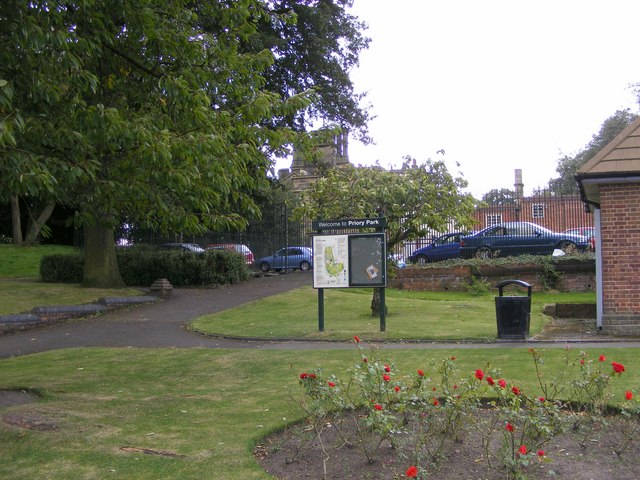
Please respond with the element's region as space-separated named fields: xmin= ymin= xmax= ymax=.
xmin=256 ymin=408 xmax=640 ymax=479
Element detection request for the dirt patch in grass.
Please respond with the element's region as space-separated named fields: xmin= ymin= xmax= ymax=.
xmin=256 ymin=409 xmax=640 ymax=479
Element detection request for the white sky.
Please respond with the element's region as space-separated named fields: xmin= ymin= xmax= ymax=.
xmin=318 ymin=0 xmax=640 ymax=198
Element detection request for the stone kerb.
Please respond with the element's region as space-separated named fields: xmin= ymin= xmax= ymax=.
xmin=0 ymin=296 xmax=160 ymax=335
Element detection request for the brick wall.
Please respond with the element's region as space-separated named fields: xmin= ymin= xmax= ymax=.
xmin=390 ymin=260 xmax=595 ymax=293
xmin=600 ymin=183 xmax=640 ymax=335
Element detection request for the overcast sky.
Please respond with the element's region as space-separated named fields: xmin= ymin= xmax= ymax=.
xmin=338 ymin=0 xmax=640 ymax=198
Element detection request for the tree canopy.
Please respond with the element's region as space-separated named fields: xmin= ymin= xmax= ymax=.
xmin=247 ymin=0 xmax=372 ymax=142
xmin=481 ymin=188 xmax=516 ymax=206
xmin=294 ymin=158 xmax=477 ymax=251
xmin=547 ymin=109 xmax=638 ymax=194
xmin=1 ymin=0 xmax=367 ymax=286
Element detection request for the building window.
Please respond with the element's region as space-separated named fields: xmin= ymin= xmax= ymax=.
xmin=532 ymin=204 xmax=544 ymax=219
xmin=486 ymin=214 xmax=502 ymax=227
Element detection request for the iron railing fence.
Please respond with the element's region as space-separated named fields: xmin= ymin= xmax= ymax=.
xmin=76 ymin=191 xmax=593 ymax=264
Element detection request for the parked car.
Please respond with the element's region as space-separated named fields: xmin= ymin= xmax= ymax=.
xmin=408 ymin=232 xmax=468 ymax=264
xmin=206 ymin=243 xmax=254 ymax=265
xmin=160 ymin=243 xmax=205 ymax=253
xmin=563 ymin=227 xmax=595 ymax=251
xmin=459 ymin=222 xmax=590 ymax=259
xmin=257 ymin=246 xmax=313 ymax=272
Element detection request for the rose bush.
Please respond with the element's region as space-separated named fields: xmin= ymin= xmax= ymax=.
xmin=290 ymin=338 xmax=633 ymax=479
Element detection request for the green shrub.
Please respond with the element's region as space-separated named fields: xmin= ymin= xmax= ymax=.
xmin=39 ymin=247 xmax=252 ymax=286
xmin=39 ymin=253 xmax=84 ymax=283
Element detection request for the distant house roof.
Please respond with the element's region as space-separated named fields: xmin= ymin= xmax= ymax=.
xmin=576 ymin=116 xmax=640 ymax=210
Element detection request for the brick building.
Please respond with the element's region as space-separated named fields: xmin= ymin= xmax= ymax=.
xmin=576 ymin=116 xmax=640 ymax=335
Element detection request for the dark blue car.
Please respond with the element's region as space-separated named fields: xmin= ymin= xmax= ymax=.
xmin=460 ymin=222 xmax=590 ymax=259
xmin=408 ymin=232 xmax=467 ymax=264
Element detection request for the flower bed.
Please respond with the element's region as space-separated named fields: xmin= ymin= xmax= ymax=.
xmin=257 ymin=338 xmax=639 ymax=479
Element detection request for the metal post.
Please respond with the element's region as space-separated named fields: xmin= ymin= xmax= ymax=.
xmin=318 ymin=288 xmax=325 ymax=332
xmin=379 ymin=287 xmax=386 ymax=331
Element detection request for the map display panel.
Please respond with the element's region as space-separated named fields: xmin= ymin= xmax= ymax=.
xmin=313 ymin=235 xmax=349 ymax=288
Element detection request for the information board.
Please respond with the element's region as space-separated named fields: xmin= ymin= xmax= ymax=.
xmin=348 ymin=233 xmax=386 ymax=287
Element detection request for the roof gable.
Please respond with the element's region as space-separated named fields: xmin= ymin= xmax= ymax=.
xmin=578 ymin=116 xmax=640 ymax=175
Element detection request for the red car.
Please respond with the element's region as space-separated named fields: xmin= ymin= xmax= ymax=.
xmin=563 ymin=227 xmax=595 ymax=251
xmin=206 ymin=243 xmax=254 ymax=265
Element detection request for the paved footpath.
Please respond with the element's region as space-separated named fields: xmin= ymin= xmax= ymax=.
xmin=1 ymin=272 xmax=639 ymax=359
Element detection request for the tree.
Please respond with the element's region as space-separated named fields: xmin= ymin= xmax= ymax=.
xmin=481 ymin=188 xmax=516 ymax=206
xmin=294 ymin=157 xmax=477 ymax=314
xmin=1 ymin=0 xmax=317 ymax=286
xmin=247 ymin=0 xmax=372 ymax=143
xmin=547 ymin=109 xmax=638 ymax=194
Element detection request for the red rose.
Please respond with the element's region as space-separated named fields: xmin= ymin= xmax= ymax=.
xmin=384 ymin=364 xmax=391 ymax=372
xmin=626 ymin=391 xmax=633 ymax=401
xmin=394 ymin=386 xmax=401 ymax=393
xmin=580 ymin=358 xmax=585 ymax=365
xmin=433 ymin=398 xmax=439 ymax=406
xmin=309 ymin=373 xmax=317 ymax=379
xmin=537 ymin=450 xmax=545 ymax=457
xmin=383 ymin=374 xmax=391 ymax=382
xmin=511 ymin=386 xmax=520 ymax=395
xmin=300 ymin=373 xmax=308 ymax=379
xmin=475 ymin=369 xmax=484 ymax=380
xmin=328 ymin=381 xmax=336 ymax=388
xmin=450 ymin=356 xmax=456 ymax=361
xmin=498 ymin=379 xmax=506 ymax=388
xmin=518 ymin=445 xmax=528 ymax=455
xmin=374 ymin=404 xmax=383 ymax=411
xmin=353 ymin=335 xmax=361 ymax=343
xmin=612 ymin=362 xmax=626 ymax=374
xmin=486 ymin=376 xmax=495 ymax=386
xmin=538 ymin=397 xmax=545 ymax=402
xmin=599 ymin=354 xmax=606 ymax=362
xmin=406 ymin=465 xmax=418 ymax=478
xmin=506 ymin=422 xmax=514 ymax=432
xmin=363 ymin=357 xmax=368 ymax=363
xmin=417 ymin=369 xmax=424 ymax=377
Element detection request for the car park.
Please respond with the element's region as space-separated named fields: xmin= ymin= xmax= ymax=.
xmin=206 ymin=243 xmax=254 ymax=265
xmin=459 ymin=222 xmax=590 ymax=259
xmin=160 ymin=243 xmax=205 ymax=253
xmin=257 ymin=246 xmax=313 ymax=272
xmin=408 ymin=232 xmax=468 ymax=264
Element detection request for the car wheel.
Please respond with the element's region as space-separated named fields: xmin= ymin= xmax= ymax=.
xmin=474 ymin=247 xmax=493 ymax=260
xmin=415 ymin=254 xmax=428 ymax=265
xmin=559 ymin=241 xmax=577 ymax=255
xmin=259 ymin=262 xmax=270 ymax=272
xmin=299 ymin=261 xmax=311 ymax=271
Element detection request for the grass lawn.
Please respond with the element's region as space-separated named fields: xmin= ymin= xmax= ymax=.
xmin=0 ymin=245 xmax=625 ymax=478
xmin=0 ymin=244 xmax=78 ymax=279
xmin=0 ymin=245 xmax=143 ymax=314
xmin=1 ymin=346 xmax=638 ymax=479
xmin=190 ymin=286 xmax=596 ymax=341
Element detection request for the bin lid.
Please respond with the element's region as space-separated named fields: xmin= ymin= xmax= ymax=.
xmin=495 ymin=279 xmax=532 ymax=297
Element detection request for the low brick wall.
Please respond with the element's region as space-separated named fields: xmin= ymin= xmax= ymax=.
xmin=390 ymin=260 xmax=596 ymax=292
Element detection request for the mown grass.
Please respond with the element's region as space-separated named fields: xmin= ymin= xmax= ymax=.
xmin=0 ymin=245 xmax=143 ymax=314
xmin=0 ymin=346 xmax=638 ymax=479
xmin=190 ymin=286 xmax=595 ymax=341
xmin=0 ymin=245 xmax=620 ymax=479
xmin=0 ymin=244 xmax=78 ymax=279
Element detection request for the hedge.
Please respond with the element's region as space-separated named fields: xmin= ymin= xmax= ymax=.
xmin=40 ymin=246 xmax=252 ymax=286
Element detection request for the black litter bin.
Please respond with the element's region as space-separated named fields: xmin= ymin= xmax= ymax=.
xmin=495 ymin=280 xmax=532 ymax=339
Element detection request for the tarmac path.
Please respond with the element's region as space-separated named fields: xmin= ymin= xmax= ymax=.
xmin=1 ymin=271 xmax=639 ymax=359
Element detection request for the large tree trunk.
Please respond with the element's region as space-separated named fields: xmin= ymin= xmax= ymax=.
xmin=24 ymin=201 xmax=56 ymax=244
xmin=370 ymin=287 xmax=388 ymax=317
xmin=10 ymin=195 xmax=23 ymax=245
xmin=82 ymin=224 xmax=125 ymax=288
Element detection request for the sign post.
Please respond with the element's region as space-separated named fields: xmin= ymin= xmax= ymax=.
xmin=312 ymin=218 xmax=387 ymax=332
